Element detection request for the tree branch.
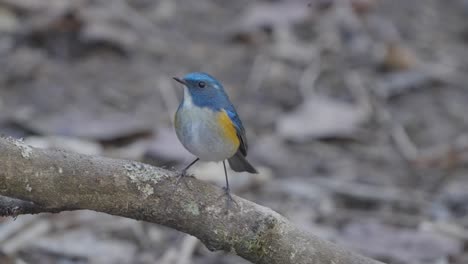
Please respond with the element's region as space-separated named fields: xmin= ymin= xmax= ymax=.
xmin=0 ymin=137 xmax=383 ymax=264
xmin=0 ymin=195 xmax=55 ymax=216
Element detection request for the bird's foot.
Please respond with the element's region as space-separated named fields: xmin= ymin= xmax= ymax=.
xmin=163 ymin=169 xmax=195 ymax=212
xmin=220 ymin=186 xmax=238 ymax=212
xmin=174 ymin=169 xmax=194 ymax=190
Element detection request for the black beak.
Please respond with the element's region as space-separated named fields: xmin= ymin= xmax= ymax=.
xmin=173 ymin=77 xmax=187 ymax=86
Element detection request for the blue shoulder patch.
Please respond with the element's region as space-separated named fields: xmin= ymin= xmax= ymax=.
xmin=225 ymin=108 xmax=244 ymax=132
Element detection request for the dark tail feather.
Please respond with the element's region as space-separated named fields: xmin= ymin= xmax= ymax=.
xmin=228 ymin=151 xmax=258 ymax=173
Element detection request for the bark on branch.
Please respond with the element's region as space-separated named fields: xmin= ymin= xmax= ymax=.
xmin=0 ymin=137 xmax=383 ymax=264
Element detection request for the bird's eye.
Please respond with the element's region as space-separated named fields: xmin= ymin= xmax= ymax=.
xmin=198 ymin=81 xmax=206 ymax=88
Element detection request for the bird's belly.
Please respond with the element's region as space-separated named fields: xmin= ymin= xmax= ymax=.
xmin=175 ymin=107 xmax=238 ymax=161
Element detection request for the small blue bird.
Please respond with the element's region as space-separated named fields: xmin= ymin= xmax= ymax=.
xmin=173 ymin=72 xmax=257 ymax=198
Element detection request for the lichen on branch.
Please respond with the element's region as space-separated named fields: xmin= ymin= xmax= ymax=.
xmin=0 ymin=137 xmax=383 ymax=264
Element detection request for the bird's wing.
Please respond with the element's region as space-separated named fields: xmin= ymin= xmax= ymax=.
xmin=224 ymin=108 xmax=248 ymax=156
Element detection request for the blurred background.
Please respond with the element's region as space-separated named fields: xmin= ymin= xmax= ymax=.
xmin=0 ymin=0 xmax=467 ymax=263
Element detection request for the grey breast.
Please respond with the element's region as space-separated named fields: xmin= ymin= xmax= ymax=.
xmin=175 ymin=105 xmax=238 ymax=161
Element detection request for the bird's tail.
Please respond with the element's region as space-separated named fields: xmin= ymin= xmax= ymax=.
xmin=228 ymin=151 xmax=258 ymax=173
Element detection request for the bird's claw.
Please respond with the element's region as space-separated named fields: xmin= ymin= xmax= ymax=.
xmin=220 ymin=187 xmax=238 ymax=212
xmin=174 ymin=170 xmax=193 ymax=189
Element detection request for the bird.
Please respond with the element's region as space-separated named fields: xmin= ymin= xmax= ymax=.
xmin=173 ymin=72 xmax=257 ymax=202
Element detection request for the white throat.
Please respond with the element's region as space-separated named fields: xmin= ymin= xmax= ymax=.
xmin=183 ymin=87 xmax=194 ymax=107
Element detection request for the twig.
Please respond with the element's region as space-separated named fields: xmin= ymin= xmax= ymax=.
xmin=0 ymin=196 xmax=55 ymax=217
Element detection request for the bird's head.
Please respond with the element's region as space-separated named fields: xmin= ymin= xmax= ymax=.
xmin=173 ymin=72 xmax=229 ymax=109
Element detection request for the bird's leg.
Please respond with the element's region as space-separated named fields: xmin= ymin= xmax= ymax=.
xmin=222 ymin=160 xmax=238 ymax=210
xmin=165 ymin=158 xmax=200 ymax=211
xmin=181 ymin=158 xmax=199 ymax=176
xmin=176 ymin=158 xmax=199 ymax=186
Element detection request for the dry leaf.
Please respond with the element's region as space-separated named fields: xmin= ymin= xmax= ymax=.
xmin=145 ymin=127 xmax=194 ymax=164
xmin=24 ymin=136 xmax=102 ymax=156
xmin=383 ymin=42 xmax=418 ymax=71
xmin=340 ymin=220 xmax=462 ymax=262
xmin=277 ymin=96 xmax=369 ymax=142
xmin=230 ymin=1 xmax=311 ymax=42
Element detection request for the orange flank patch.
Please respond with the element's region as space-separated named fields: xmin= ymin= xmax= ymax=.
xmin=217 ymin=110 xmax=240 ymax=148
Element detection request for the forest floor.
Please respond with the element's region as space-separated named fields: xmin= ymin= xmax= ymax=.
xmin=0 ymin=0 xmax=468 ymax=263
